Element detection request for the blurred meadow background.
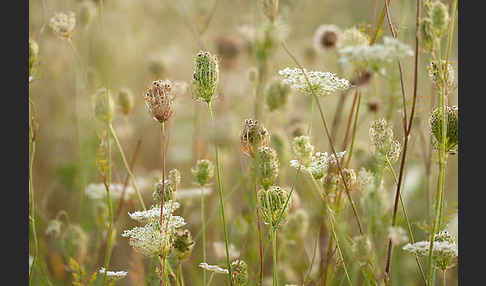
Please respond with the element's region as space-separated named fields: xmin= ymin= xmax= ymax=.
xmin=28 ymin=0 xmax=458 ymax=285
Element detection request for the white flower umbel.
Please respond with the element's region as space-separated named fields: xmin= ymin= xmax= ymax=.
xmin=85 ymin=183 xmax=135 ymax=200
xmin=99 ymin=267 xmax=128 ymax=280
xmin=198 ymin=263 xmax=229 ymax=274
xmin=49 ymin=11 xmax=76 ymax=38
xmin=338 ymin=36 xmax=413 ymax=72
xmin=128 ymin=201 xmax=183 ymax=224
xmin=175 ymin=187 xmax=212 ymax=200
xmin=278 ymin=68 xmax=350 ymax=96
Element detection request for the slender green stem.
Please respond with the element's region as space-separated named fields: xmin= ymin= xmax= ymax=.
xmin=207 ymin=102 xmax=233 ymax=286
xmin=385 ymin=159 xmax=427 ymax=284
xmin=345 ymin=92 xmax=361 ymax=168
xmin=271 ymin=229 xmax=278 ymax=286
xmin=201 ymin=185 xmax=207 ymax=286
xmin=327 ymin=206 xmax=352 ymax=286
xmin=108 ymin=123 xmax=146 ymax=210
xmin=29 ymin=140 xmax=38 ymax=286
xmin=442 ymin=270 xmax=447 ymax=286
xmin=304 ymin=226 xmax=321 ymax=285
xmin=207 ymin=273 xmax=216 ymax=286
xmin=178 ymin=262 xmax=185 ymax=286
xmin=103 ymin=123 xmax=114 ymax=286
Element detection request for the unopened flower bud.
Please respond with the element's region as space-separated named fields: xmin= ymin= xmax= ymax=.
xmin=240 ymin=119 xmax=270 ymax=157
xmin=144 ymin=80 xmax=175 ymax=123
xmin=192 ymin=51 xmax=219 ymax=103
xmin=93 ymin=88 xmax=115 ymax=123
xmin=292 ymin=136 xmax=314 ymax=166
xmin=266 ymin=80 xmax=290 ymax=112
xmin=172 ymin=229 xmax=195 ymax=261
xmin=191 ymin=159 xmax=214 ymax=187
xmin=257 ymin=185 xmax=290 ymax=228
xmin=255 ymin=146 xmax=279 ymax=190
xmin=117 ymin=88 xmax=134 ymax=116
xmin=429 ymin=105 xmax=458 ymax=155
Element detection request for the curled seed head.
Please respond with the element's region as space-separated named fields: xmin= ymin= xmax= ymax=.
xmin=230 ymin=259 xmax=249 ymax=286
xmin=172 ymin=229 xmax=195 ymax=261
xmin=240 ymin=119 xmax=270 ymax=157
xmin=255 ymin=146 xmax=279 ymax=190
xmin=337 ymin=168 xmax=357 ymax=191
xmin=191 ymin=159 xmax=215 ymax=187
xmin=93 ymin=88 xmax=115 ymax=123
xmin=144 ymin=80 xmax=175 ymax=123
xmin=257 ymin=185 xmax=290 ymax=228
xmin=265 ymin=80 xmax=290 ymax=112
xmin=192 ymin=51 xmax=219 ymax=103
xmin=429 ymin=105 xmax=458 ymax=155
xmin=117 ymin=88 xmax=135 ymax=116
xmin=49 ymin=11 xmax=76 ymax=39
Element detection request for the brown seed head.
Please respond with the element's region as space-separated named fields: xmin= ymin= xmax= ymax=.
xmin=144 ymin=80 xmax=175 ymax=123
xmin=240 ymin=119 xmax=270 ymax=157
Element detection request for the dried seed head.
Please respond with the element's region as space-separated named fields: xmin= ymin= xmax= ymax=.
xmin=291 ymin=136 xmax=314 ymax=166
xmin=257 ymin=185 xmax=290 ymax=228
xmin=144 ymin=80 xmax=175 ymax=123
xmin=230 ymin=259 xmax=249 ymax=286
xmin=313 ymin=24 xmax=341 ymax=51
xmin=29 ymin=39 xmax=39 ymax=78
xmin=337 ymin=168 xmax=357 ymax=191
xmin=255 ymin=146 xmax=279 ymax=190
xmin=240 ymin=119 xmax=270 ymax=157
xmin=169 ymin=169 xmax=181 ymax=189
xmin=266 ymin=80 xmax=290 ymax=112
xmin=93 ymin=88 xmax=115 ymax=123
xmin=172 ymin=229 xmax=195 ymax=261
xmin=350 ymin=70 xmax=373 ymax=87
xmin=429 ymin=1 xmax=450 ymax=37
xmin=367 ymin=97 xmax=380 ymax=113
xmin=428 ymin=60 xmax=455 ymax=88
xmin=192 ymin=51 xmax=219 ymax=103
xmin=117 ymin=88 xmax=134 ymax=116
xmin=191 ymin=159 xmax=215 ymax=187
xmin=429 ymin=105 xmax=458 ymax=155
xmin=216 ymin=36 xmax=240 ymax=69
xmin=49 ymin=11 xmax=76 ymax=39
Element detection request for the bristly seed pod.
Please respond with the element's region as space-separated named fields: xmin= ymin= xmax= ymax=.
xmin=172 ymin=229 xmax=195 ymax=261
xmin=93 ymin=88 xmax=115 ymax=124
xmin=117 ymin=88 xmax=134 ymax=116
xmin=255 ymin=146 xmax=279 ymax=190
xmin=257 ymin=185 xmax=291 ymax=228
xmin=191 ymin=159 xmax=214 ymax=187
xmin=230 ymin=259 xmax=249 ymax=286
xmin=429 ymin=105 xmax=458 ymax=155
xmin=429 ymin=1 xmax=450 ymax=37
xmin=144 ymin=80 xmax=175 ymax=123
xmin=265 ymin=80 xmax=290 ymax=112
xmin=192 ymin=51 xmax=219 ymax=104
xmin=240 ymin=119 xmax=270 ymax=157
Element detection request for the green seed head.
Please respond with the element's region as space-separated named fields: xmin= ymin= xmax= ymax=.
xmin=230 ymin=259 xmax=249 ymax=286
xmin=192 ymin=51 xmax=219 ymax=104
xmin=420 ymin=18 xmax=435 ymax=51
xmin=117 ymin=88 xmax=134 ymax=116
xmin=191 ymin=159 xmax=214 ymax=187
xmin=240 ymin=119 xmax=270 ymax=157
xmin=265 ymin=80 xmax=290 ymax=112
xmin=429 ymin=105 xmax=458 ymax=155
xmin=429 ymin=1 xmax=450 ymax=37
xmin=93 ymin=88 xmax=115 ymax=123
xmin=255 ymin=146 xmax=279 ymax=190
xmin=29 ymin=39 xmax=39 ymax=78
xmin=172 ymin=229 xmax=195 ymax=261
xmin=257 ymin=185 xmax=290 ymax=228
xmin=153 ymin=169 xmax=180 ymax=204
xmin=292 ymin=136 xmax=314 ymax=166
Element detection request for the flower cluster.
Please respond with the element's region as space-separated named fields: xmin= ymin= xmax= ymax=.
xmin=98 ymin=267 xmax=128 ymax=281
xmin=49 ymin=11 xmax=76 ymax=38
xmin=369 ymin=119 xmax=401 ymax=163
xmin=278 ymin=68 xmax=351 ymax=96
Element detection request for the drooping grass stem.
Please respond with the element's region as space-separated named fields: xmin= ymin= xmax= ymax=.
xmin=207 ymin=102 xmax=234 ymax=286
